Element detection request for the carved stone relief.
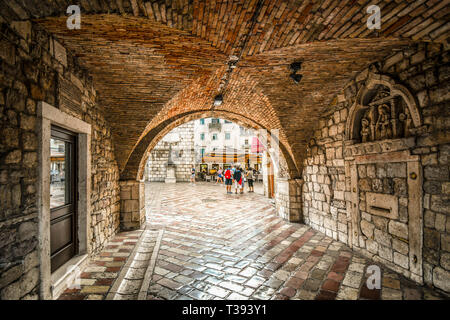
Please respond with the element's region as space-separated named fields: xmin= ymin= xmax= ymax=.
xmin=345 ymin=72 xmax=423 ymax=145
xmin=344 ymin=73 xmax=424 ymax=284
xmin=358 ymin=85 xmax=415 ymax=143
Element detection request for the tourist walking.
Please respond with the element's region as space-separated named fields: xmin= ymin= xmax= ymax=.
xmin=190 ymin=166 xmax=196 ymax=185
xmin=241 ymin=168 xmax=246 ymax=192
xmin=247 ymin=167 xmax=255 ymax=192
xmin=216 ymin=168 xmax=223 ymax=184
xmin=234 ymin=167 xmax=243 ymax=194
xmin=224 ymin=167 xmax=233 ymax=194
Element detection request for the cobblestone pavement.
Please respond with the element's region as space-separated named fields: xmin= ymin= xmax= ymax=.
xmin=58 ymin=230 xmax=142 ymax=300
xmin=59 ymin=182 xmax=447 ymax=300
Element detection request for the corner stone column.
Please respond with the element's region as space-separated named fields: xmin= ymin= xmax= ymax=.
xmin=119 ymin=180 xmax=145 ymax=231
xmin=275 ymin=178 xmax=304 ymax=223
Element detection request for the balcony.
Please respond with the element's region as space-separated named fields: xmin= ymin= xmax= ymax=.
xmin=208 ymin=122 xmax=222 ymax=131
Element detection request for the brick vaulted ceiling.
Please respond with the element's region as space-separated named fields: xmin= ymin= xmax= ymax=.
xmin=3 ymin=0 xmax=449 ymax=177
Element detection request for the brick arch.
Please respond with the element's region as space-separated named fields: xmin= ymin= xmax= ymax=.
xmin=14 ymin=1 xmax=449 ymax=54
xmin=29 ymin=3 xmax=449 ymax=190
xmin=131 ymin=66 xmax=292 ymax=153
xmin=121 ymin=66 xmax=299 ymax=180
xmin=122 ymin=109 xmax=297 ymax=181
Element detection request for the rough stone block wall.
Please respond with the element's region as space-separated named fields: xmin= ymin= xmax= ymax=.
xmin=0 ymin=22 xmax=120 ymax=299
xmin=146 ymin=121 xmax=195 ymax=182
xmin=302 ymin=124 xmax=347 ymax=243
xmin=119 ymin=180 xmax=145 ymax=231
xmin=302 ymin=43 xmax=450 ymax=293
xmin=90 ymin=117 xmax=120 ymax=254
xmin=275 ymin=178 xmax=303 ymax=223
xmin=147 ymin=149 xmax=169 ymax=181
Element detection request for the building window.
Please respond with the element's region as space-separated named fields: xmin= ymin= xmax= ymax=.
xmin=224 ymin=120 xmax=232 ymax=124
xmin=212 ymin=133 xmax=218 ymax=140
xmin=200 ymin=119 xmax=205 ymax=125
xmin=225 ymin=132 xmax=231 ymax=140
xmin=212 ymin=118 xmax=220 ymax=124
xmin=201 ymin=148 xmax=205 ymax=157
xmin=245 ymin=139 xmax=248 ymax=145
xmin=200 ymin=133 xmax=205 ymax=140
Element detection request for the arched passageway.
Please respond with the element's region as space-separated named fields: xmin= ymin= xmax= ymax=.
xmin=119 ymin=113 xmax=303 ymax=232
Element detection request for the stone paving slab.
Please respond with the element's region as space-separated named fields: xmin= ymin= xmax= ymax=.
xmin=58 ymin=230 xmax=143 ymax=300
xmin=144 ymin=183 xmax=447 ymax=300
xmin=60 ymin=182 xmax=448 ymax=300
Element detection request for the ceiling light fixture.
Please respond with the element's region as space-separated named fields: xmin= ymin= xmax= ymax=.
xmin=212 ymin=0 xmax=265 ymax=110
xmin=289 ymin=61 xmax=302 ymax=73
xmin=290 ymin=73 xmax=303 ymax=84
xmin=214 ymin=94 xmax=223 ymax=106
xmin=289 ymin=60 xmax=303 ymax=84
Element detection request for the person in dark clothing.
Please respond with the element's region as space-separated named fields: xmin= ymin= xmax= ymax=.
xmin=234 ymin=167 xmax=243 ymax=194
xmin=190 ymin=166 xmax=196 ymax=185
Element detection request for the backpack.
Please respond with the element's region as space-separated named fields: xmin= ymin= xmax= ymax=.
xmin=234 ymin=170 xmax=241 ymax=181
xmin=224 ymin=169 xmax=231 ymax=179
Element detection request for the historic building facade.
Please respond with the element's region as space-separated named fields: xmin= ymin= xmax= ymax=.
xmin=145 ymin=121 xmax=195 ymax=182
xmin=145 ymin=118 xmax=262 ymax=182
xmin=194 ymin=117 xmax=257 ymax=157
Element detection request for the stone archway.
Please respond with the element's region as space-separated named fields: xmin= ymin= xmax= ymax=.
xmin=134 ymin=110 xmax=295 ymax=181
xmin=118 ymin=110 xmax=304 ymax=231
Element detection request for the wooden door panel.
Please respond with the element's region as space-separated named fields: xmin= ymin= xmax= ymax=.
xmin=51 ymin=243 xmax=75 ymax=273
xmin=51 ymin=203 xmax=75 ymax=221
xmin=50 ymin=216 xmax=73 ymax=254
xmin=50 ymin=126 xmax=77 ymax=273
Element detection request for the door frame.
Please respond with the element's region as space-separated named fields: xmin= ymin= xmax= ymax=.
xmin=347 ymin=147 xmax=423 ymax=284
xmin=37 ymin=101 xmax=92 ymax=299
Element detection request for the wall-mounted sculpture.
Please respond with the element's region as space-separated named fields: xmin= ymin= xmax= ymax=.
xmin=346 ymin=72 xmax=423 ymax=144
xmin=358 ymin=85 xmax=414 ymax=143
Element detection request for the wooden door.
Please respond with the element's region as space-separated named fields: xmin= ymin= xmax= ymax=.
xmin=50 ymin=126 xmax=77 ymax=272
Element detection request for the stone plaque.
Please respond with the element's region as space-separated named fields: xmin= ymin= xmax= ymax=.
xmin=366 ymin=192 xmax=398 ymax=219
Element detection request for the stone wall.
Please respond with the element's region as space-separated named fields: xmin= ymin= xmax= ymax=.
xmin=119 ymin=181 xmax=145 ymax=231
xmin=262 ymin=149 xmax=303 ymax=223
xmin=147 ymin=148 xmax=169 ymax=182
xmin=0 ymin=22 xmax=120 ymax=299
xmin=302 ymin=43 xmax=450 ymax=293
xmin=146 ymin=121 xmax=195 ymax=182
xmin=275 ymin=178 xmax=303 ymax=223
